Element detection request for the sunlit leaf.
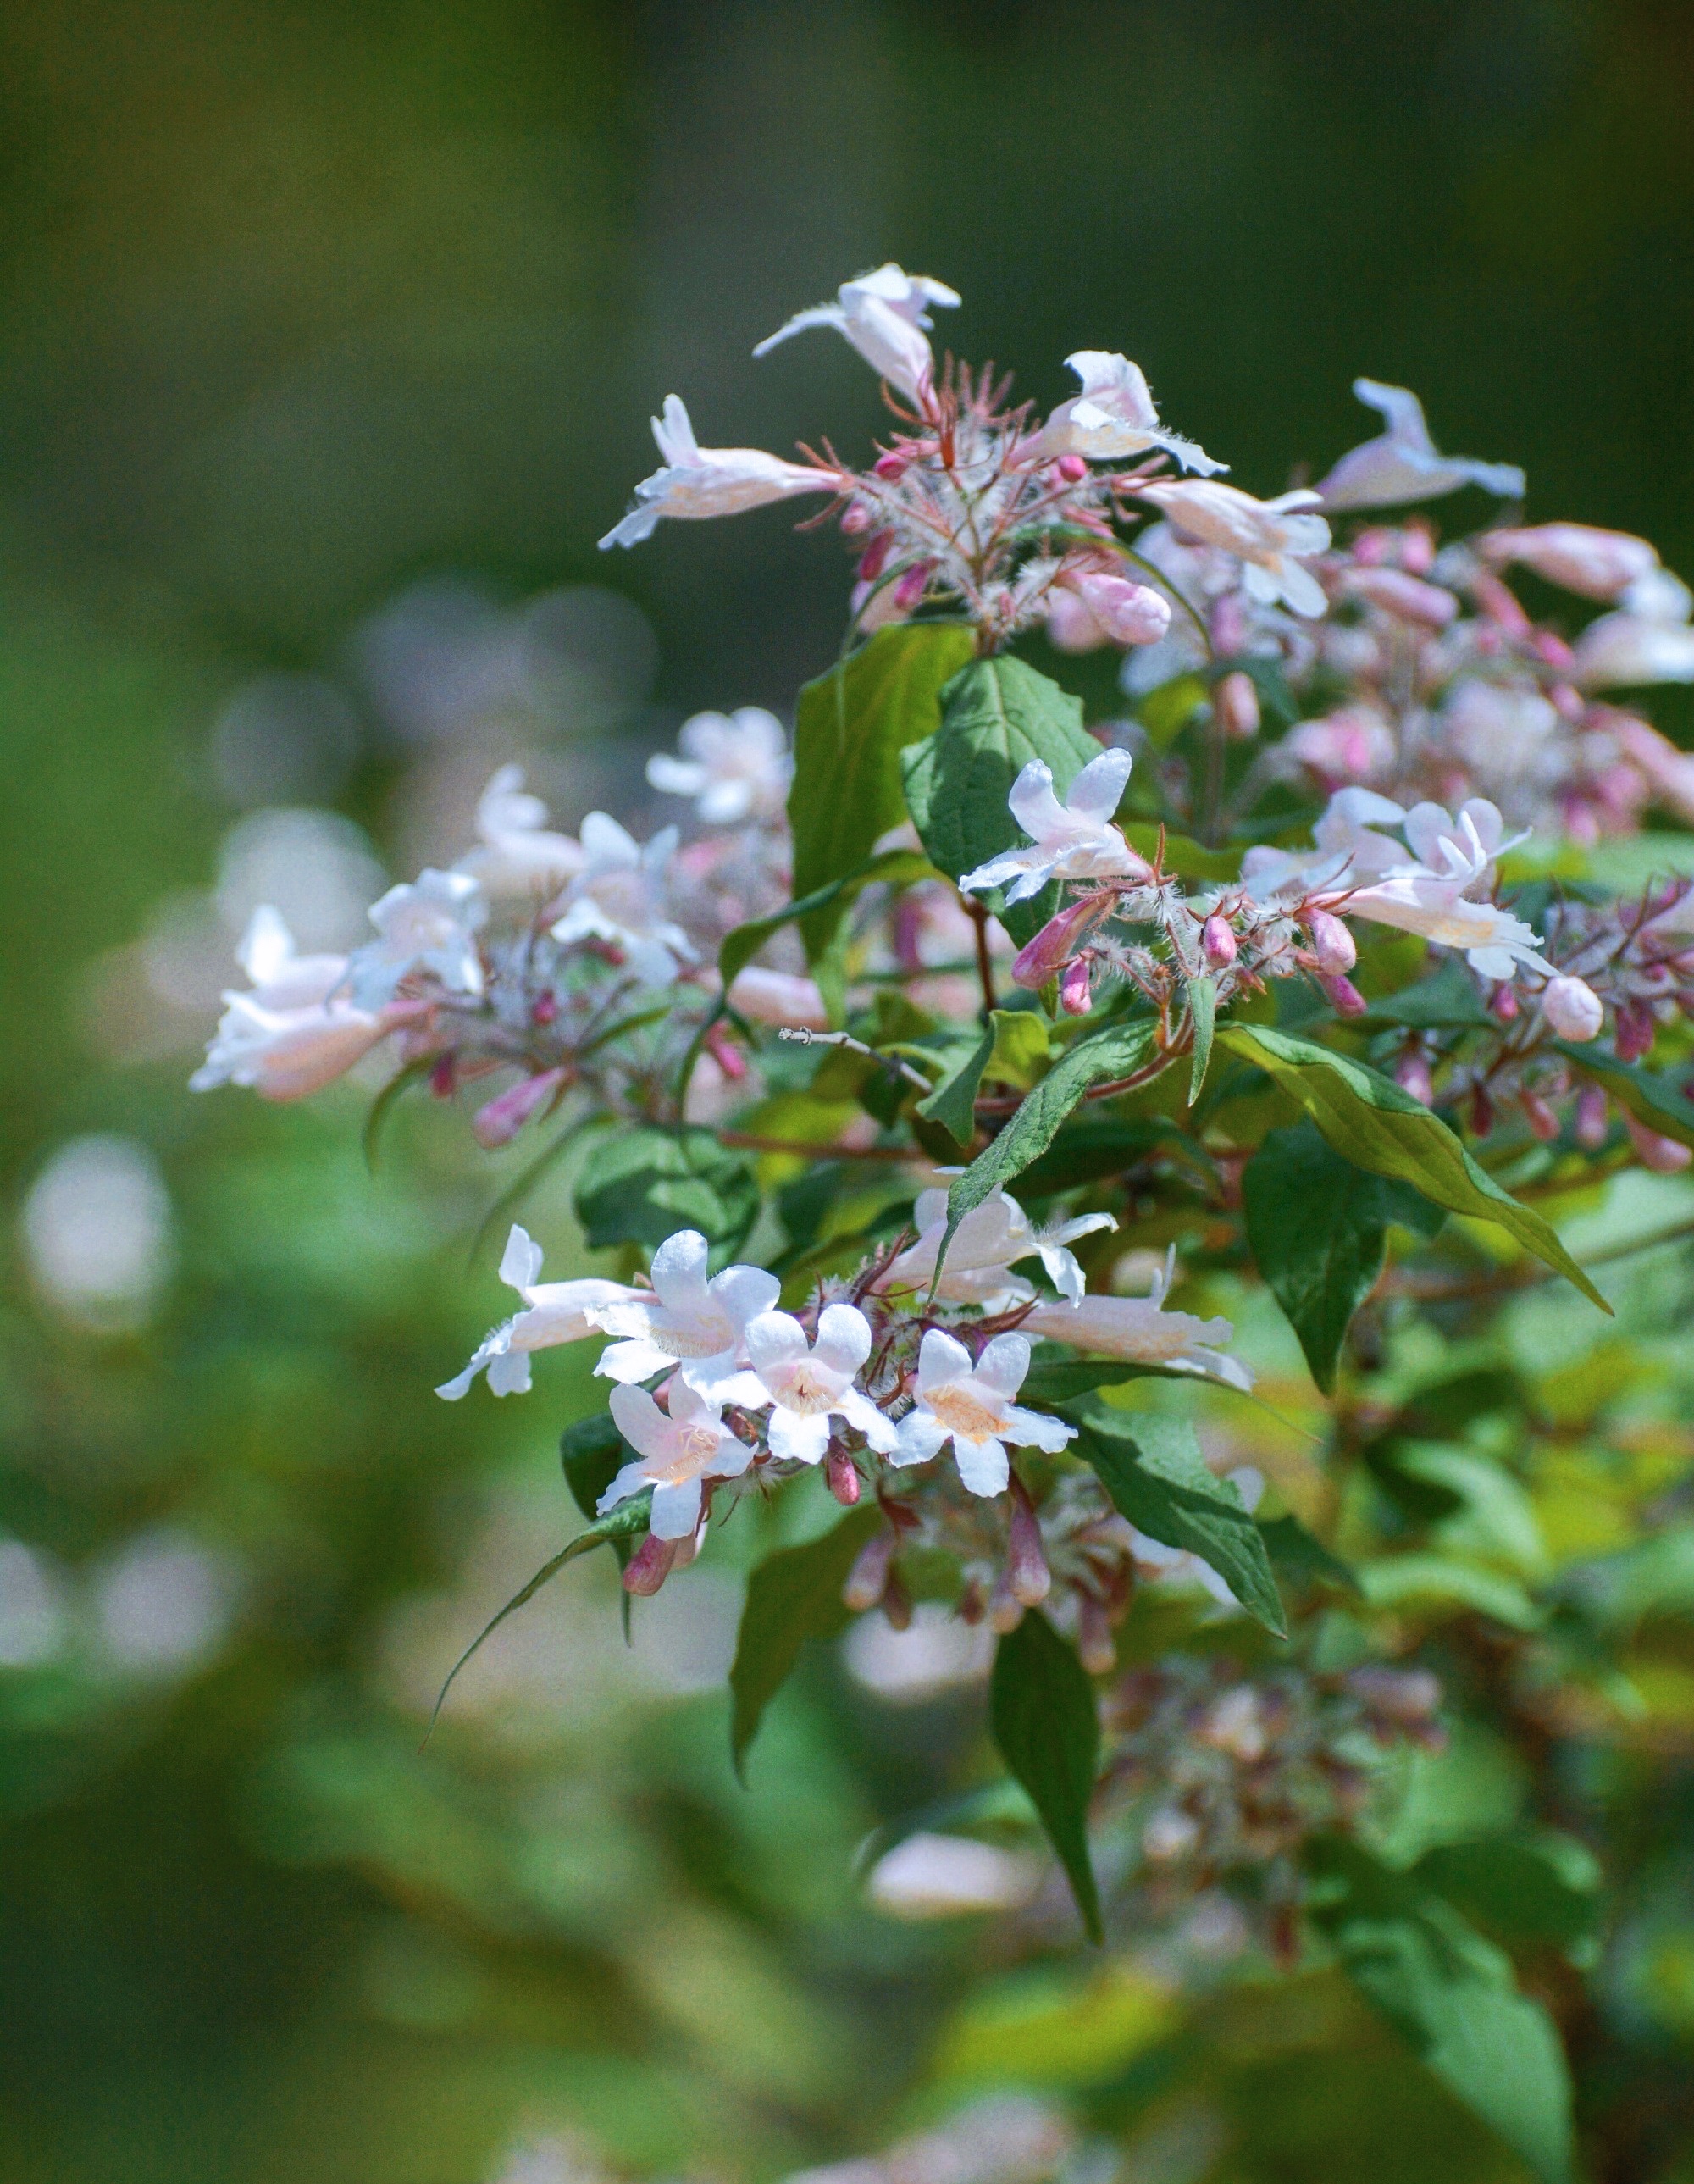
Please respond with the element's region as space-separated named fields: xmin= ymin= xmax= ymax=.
xmin=729 ymin=1506 xmax=883 ymax=1777
xmin=989 ymin=1610 xmax=1102 ymax=1943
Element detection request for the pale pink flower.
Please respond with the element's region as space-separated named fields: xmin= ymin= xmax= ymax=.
xmin=1315 ymin=380 xmax=1524 ymax=510
xmin=880 ymin=1188 xmax=1115 ymax=1310
xmin=551 ymin=813 xmax=696 ymax=984
xmin=646 ymin=707 xmax=794 ymax=824
xmin=1022 ymin=1250 xmax=1251 ymax=1391
xmin=1338 ymin=799 xmax=1554 ymax=980
xmin=1046 ymin=568 xmax=1171 ymax=651
xmin=734 ymin=1304 xmax=899 ymax=1464
xmin=599 ymin=396 xmax=839 ymax=550
xmin=1482 ymin=524 xmax=1660 ymax=602
xmin=959 ymin=747 xmax=1146 ymax=904
xmin=725 ymin=965 xmax=830 ymax=1029
xmin=600 ymin=1380 xmax=752 ymax=1541
xmin=453 ymin=766 xmax=584 ymax=901
xmin=435 ymin=1226 xmax=642 ymax=1400
xmin=892 ymin=1329 xmax=1074 ymax=1499
xmin=1136 ymin=480 xmax=1331 ymax=618
xmin=589 ymin=1228 xmax=779 ymax=1398
xmin=753 ymin=263 xmax=960 ymax=406
xmin=1036 ymin=351 xmax=1222 ymax=474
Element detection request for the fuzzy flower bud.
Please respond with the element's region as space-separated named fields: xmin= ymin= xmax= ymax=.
xmin=1201 ymin=913 xmax=1238 ymax=969
xmin=1214 ymin=670 xmax=1260 ymax=740
xmin=1488 ymin=982 xmax=1519 ymax=1024
xmin=1316 ymin=973 xmax=1368 ymax=1018
xmin=1059 ymin=957 xmax=1093 ymax=1016
xmin=623 ymin=1533 xmax=680 ymax=1596
xmin=1521 ymin=1089 xmax=1562 ymax=1142
xmin=1575 ymin=1084 xmax=1611 ymax=1148
xmin=1010 ymin=894 xmax=1111 ymax=989
xmin=1066 ymin=571 xmax=1171 ymax=648
xmin=1006 ymin=1487 xmax=1052 ymax=1609
xmin=1542 ymin=974 xmax=1604 ymax=1043
xmin=825 ymin=1449 xmax=861 ymax=1506
xmin=892 ymin=562 xmax=932 ymax=611
xmin=472 ymin=1066 xmax=570 ymax=1150
xmin=1307 ymin=908 xmax=1357 ymax=976
xmin=1054 ymin=453 xmax=1088 ymax=483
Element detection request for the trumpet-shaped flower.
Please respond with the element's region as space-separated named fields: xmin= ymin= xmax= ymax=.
xmin=230 ymin=906 xmax=350 ymax=1011
xmin=435 ymin=1226 xmax=643 ymax=1400
xmin=1337 ymin=798 xmax=1553 ymax=979
xmin=348 ymin=868 xmax=485 ymax=1006
xmin=1482 ymin=524 xmax=1660 ymax=603
xmin=600 ymin=1380 xmax=752 ymax=1541
xmin=1036 ymin=351 xmax=1224 ymax=474
xmin=959 ymin=748 xmax=1146 ymax=905
xmin=1315 ymin=380 xmax=1525 ymax=511
xmin=892 ymin=1330 xmax=1074 ymax=1499
xmin=191 ymin=992 xmax=397 ymax=1101
xmin=1574 ymin=575 xmax=1694 ymax=690
xmin=589 ymin=1228 xmax=779 ymax=1398
xmin=646 ymin=706 xmax=794 ymax=824
xmin=551 ymin=813 xmax=697 ymax=984
xmin=1023 ymin=1251 xmax=1253 ymax=1391
xmin=454 ymin=765 xmax=584 ymax=900
xmin=734 ymin=1305 xmax=900 ymax=1464
xmin=880 ymin=1188 xmax=1115 ymax=1310
xmin=753 ymin=262 xmax=960 ymax=406
xmin=1136 ymin=480 xmax=1332 ymax=618
xmin=599 ymin=396 xmax=839 ymax=551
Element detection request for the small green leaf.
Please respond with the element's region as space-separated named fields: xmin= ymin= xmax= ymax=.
xmin=560 ymin=1411 xmax=629 ymax=1522
xmin=1558 ymin=1041 xmax=1694 ymax=1152
xmin=1243 ymin=1121 xmax=1442 ymax=1394
xmin=916 ymin=1019 xmax=995 ymax=1145
xmin=1366 ymin=959 xmax=1492 ymax=1029
xmin=939 ymin=1018 xmax=1159 ymax=1285
xmin=719 ymin=845 xmax=934 ymax=992
xmin=791 ymin=623 xmax=974 ymax=958
xmin=1257 ymin=1511 xmax=1362 ymax=1596
xmin=990 ymin=1610 xmax=1103 ymax=1943
xmin=1416 ymin=1832 xmax=1600 ymax=1951
xmin=1187 ymin=975 xmax=1217 ymax=1104
xmin=985 ymin=1007 xmax=1052 ymax=1088
xmin=1217 ymin=1024 xmax=1609 ymax=1312
xmin=573 ymin=1126 xmax=757 ymax=1267
xmin=1131 ymin=670 xmax=1208 ymax=749
xmin=1067 ymin=1406 xmax=1287 ymax=1638
xmin=1121 ymin=822 xmax=1242 ymax=883
xmin=900 ymin=655 xmax=1104 ymax=943
xmin=729 ymin=1506 xmax=883 ymax=1777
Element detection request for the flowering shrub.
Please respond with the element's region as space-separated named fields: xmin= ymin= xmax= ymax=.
xmin=189 ymin=261 xmax=1694 ymax=2180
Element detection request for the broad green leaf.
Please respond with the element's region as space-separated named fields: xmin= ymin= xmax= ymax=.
xmin=1011 ymin=1116 xmax=1174 ymax=1198
xmin=1131 ymin=670 xmax=1208 ymax=749
xmin=1358 ymin=1554 xmax=1542 ymax=1631
xmin=1558 ymin=1041 xmax=1694 ymax=1152
xmin=986 ymin=1007 xmax=1052 ymax=1088
xmin=790 ymin=623 xmax=973 ymax=958
xmin=1243 ymin=1120 xmax=1443 ymax=1394
xmin=1187 ymin=975 xmax=1216 ymax=1104
xmin=1216 ymin=1024 xmax=1609 ymax=1312
xmin=428 ymin=1492 xmax=653 ymax=1734
xmin=1305 ymin=1840 xmax=1575 ymax=2184
xmin=990 ymin=1610 xmax=1103 ymax=1942
xmin=719 ymin=845 xmax=933 ymax=990
xmin=913 ymin=1008 xmax=1055 ymax=1148
xmin=900 ymin=654 xmax=1103 ymax=942
xmin=939 ymin=1019 xmax=1159 ymax=1281
xmin=573 ymin=1125 xmax=757 ymax=1267
xmin=1416 ymin=1832 xmax=1600 ymax=1951
xmin=915 ymin=1018 xmax=994 ymax=1145
xmin=1257 ymin=1511 xmax=1362 ymax=1596
xmin=1066 ymin=1406 xmax=1287 ymax=1638
xmin=729 ymin=1505 xmax=883 ymax=1778
xmin=1367 ymin=958 xmax=1492 ymax=1029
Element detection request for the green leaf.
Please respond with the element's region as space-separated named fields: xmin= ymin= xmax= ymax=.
xmin=1187 ymin=975 xmax=1216 ymax=1104
xmin=560 ymin=1411 xmax=629 ymax=1523
xmin=1258 ymin=1511 xmax=1362 ymax=1596
xmin=1131 ymin=670 xmax=1208 ymax=749
xmin=1120 ymin=822 xmax=1242 ymax=884
xmin=1216 ymin=1024 xmax=1609 ymax=1313
xmin=427 ymin=1493 xmax=653 ymax=1735
xmin=1243 ymin=1120 xmax=1443 ymax=1394
xmin=573 ymin=1125 xmax=757 ymax=1267
xmin=984 ymin=1006 xmax=1052 ymax=1088
xmin=719 ymin=845 xmax=933 ymax=991
xmin=1305 ymin=1840 xmax=1575 ymax=2184
xmin=1416 ymin=1833 xmax=1600 ymax=1952
xmin=989 ymin=1610 xmax=1103 ymax=1943
xmin=363 ymin=1056 xmax=435 ymax=1171
xmin=1366 ymin=959 xmax=1492 ymax=1029
xmin=1067 ymin=1406 xmax=1287 ymax=1638
xmin=1010 ymin=1116 xmax=1174 ymax=1198
xmin=729 ymin=1506 xmax=883 ymax=1777
xmin=790 ymin=623 xmax=974 ymax=959
xmin=939 ymin=1018 xmax=1159 ymax=1284
xmin=915 ymin=1018 xmax=995 ymax=1145
xmin=900 ymin=654 xmax=1104 ymax=942
xmin=1558 ymin=1041 xmax=1694 ymax=1152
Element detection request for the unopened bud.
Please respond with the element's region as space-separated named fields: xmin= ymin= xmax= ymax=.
xmin=1076 ymin=1593 xmax=1116 ymax=1676
xmin=1542 ymin=974 xmax=1603 ymax=1043
xmin=1395 ymin=1047 xmax=1435 ymax=1106
xmin=1470 ymin=1084 xmax=1495 ymax=1138
xmin=1521 ymin=1089 xmax=1561 ymax=1142
xmin=1614 ymin=1001 xmax=1657 ymax=1063
xmin=473 ymin=1064 xmax=569 ymax=1149
xmin=429 ymin=1055 xmax=457 ymax=1098
xmin=881 ymin=1568 xmax=913 ymax=1631
xmin=1010 ymin=894 xmax=1110 ymax=989
xmin=839 ymin=500 xmax=872 ymax=536
xmin=1308 ymin=908 xmax=1357 ymax=975
xmin=1069 ymin=571 xmax=1171 ymax=648
xmin=825 ymin=1449 xmax=861 ymax=1506
xmin=892 ymin=562 xmax=932 ymax=611
xmin=843 ymin=1528 xmax=897 ymax=1613
xmin=1488 ymin=981 xmax=1519 ymax=1024
xmin=1575 ymin=1084 xmax=1610 ymax=1148
xmin=1483 ymin=522 xmax=1659 ymax=603
xmin=1059 ymin=956 xmax=1093 ymax=1016
xmin=986 ymin=1571 xmax=1025 ymax=1636
xmin=623 ymin=1533 xmax=679 ymax=1597
xmin=872 ymin=449 xmax=909 ymax=481
xmin=1055 ymin=453 xmax=1088 ymax=483
xmin=1470 ymin=570 xmax=1531 ymax=635
xmin=1006 ymin=1485 xmax=1051 ymax=1608
xmin=1214 ymin=669 xmax=1261 ymax=739
xmin=1320 ymin=972 xmax=1369 ymax=1018
xmin=1201 ymin=912 xmax=1237 ymax=969
xmin=530 ymin=989 xmax=558 ymax=1025
xmin=1623 ymin=1111 xmax=1693 ymax=1173
xmin=1344 ymin=566 xmax=1460 ymax=629
xmin=702 ymin=1021 xmax=748 ymax=1081
xmin=856 ymin=531 xmax=893 ymax=582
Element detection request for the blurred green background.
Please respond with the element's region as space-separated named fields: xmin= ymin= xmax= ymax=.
xmin=3 ymin=3 xmax=1692 ymax=2179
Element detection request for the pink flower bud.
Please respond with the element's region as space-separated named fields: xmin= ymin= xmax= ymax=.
xmin=1483 ymin=523 xmax=1660 ymax=603
xmin=1575 ymin=1084 xmax=1610 ymax=1148
xmin=530 ymin=990 xmax=558 ymax=1026
xmin=1488 ymin=981 xmax=1519 ymax=1024
xmin=1055 ymin=453 xmax=1088 ymax=483
xmin=825 ymin=1449 xmax=861 ymax=1506
xmin=1470 ymin=1084 xmax=1495 ymax=1138
xmin=872 ymin=449 xmax=910 ymax=481
xmin=472 ymin=1064 xmax=569 ymax=1149
xmin=892 ymin=562 xmax=932 ymax=611
xmin=1344 ymin=566 xmax=1460 ymax=629
xmin=1402 ymin=523 xmax=1437 ymax=576
xmin=1623 ymin=1111 xmax=1693 ymax=1173
xmin=1076 ymin=1594 xmax=1116 ymax=1676
xmin=843 ymin=1528 xmax=898 ymax=1613
xmin=1308 ymin=909 xmax=1357 ymax=976
xmin=839 ymin=501 xmax=872 ymax=536
xmin=1006 ymin=1487 xmax=1051 ymax=1609
xmin=1044 ymin=588 xmax=1104 ymax=653
xmin=1214 ymin=670 xmax=1260 ymax=740
xmin=1010 ymin=895 xmax=1110 ymax=989
xmin=1542 ymin=974 xmax=1603 ymax=1043
xmin=1202 ymin=913 xmax=1237 ymax=969
xmin=857 ymin=531 xmax=893 ymax=581
xmin=703 ymin=1021 xmax=748 ymax=1081
xmin=1470 ymin=571 xmax=1531 ymax=635
xmin=429 ymin=1055 xmax=457 ymax=1098
xmin=1521 ymin=1090 xmax=1561 ymax=1142
xmin=1320 ymin=972 xmax=1369 ymax=1017
xmin=1614 ymin=1000 xmax=1657 ymax=1062
xmin=1060 ymin=957 xmax=1093 ymax=1016
xmin=1396 ymin=1048 xmax=1435 ymax=1106
xmin=623 ymin=1533 xmax=680 ymax=1597
xmin=1070 ymin=572 xmax=1171 ymax=648
xmin=1530 ymin=629 xmax=1576 ymax=670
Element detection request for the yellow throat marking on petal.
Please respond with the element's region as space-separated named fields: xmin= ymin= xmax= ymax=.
xmin=926 ymin=1382 xmax=1006 ymax=1441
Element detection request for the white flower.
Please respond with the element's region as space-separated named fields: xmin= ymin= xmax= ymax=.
xmin=1315 ymin=380 xmax=1525 ymax=511
xmin=348 ymin=868 xmax=485 ymax=1007
xmin=191 ymin=913 xmax=401 ymax=1100
xmin=589 ymin=1228 xmax=780 ymax=1398
xmin=646 ymin=707 xmax=794 ymax=824
xmin=735 ymin=1304 xmax=899 ymax=1464
xmin=599 ymin=1380 xmax=752 ymax=1541
xmin=1036 ymin=351 xmax=1224 ymax=474
xmin=1022 ymin=1251 xmax=1253 ymax=1391
xmin=958 ymin=747 xmax=1146 ymax=905
xmin=1573 ymin=573 xmax=1694 ymax=690
xmin=1240 ymin=785 xmax=1409 ymax=902
xmin=229 ymin=906 xmax=350 ymax=1009
xmin=550 ymin=813 xmax=698 ymax=984
xmin=753 ymin=262 xmax=960 ymax=406
xmin=435 ymin=1226 xmax=643 ymax=1400
xmin=1136 ymin=479 xmax=1331 ymax=617
xmin=599 ymin=395 xmax=839 ymax=551
xmin=881 ymin=1188 xmax=1115 ymax=1309
xmin=454 ymin=765 xmax=584 ymax=900
xmin=1337 ymin=798 xmax=1554 ymax=979
xmin=1542 ymin=975 xmax=1603 ymax=1042
xmin=892 ymin=1329 xmax=1074 ymax=1499
xmin=1482 ymin=523 xmax=1660 ymax=603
